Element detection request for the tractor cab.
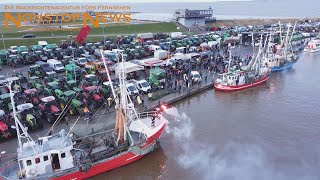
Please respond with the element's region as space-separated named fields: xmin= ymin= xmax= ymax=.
xmin=84 ymin=64 xmax=95 ymax=75
xmin=66 ymin=80 xmax=81 ymax=93
xmin=65 ymin=64 xmax=82 ymax=81
xmin=28 ymin=64 xmax=42 ymax=77
xmin=44 ymin=71 xmax=59 ymax=84
xmin=38 ymin=96 xmax=62 ymax=124
xmin=6 ymin=77 xmax=23 ymax=95
xmin=24 ymin=88 xmax=40 ymax=106
xmin=82 ymin=74 xmax=98 ymax=88
xmin=149 ymin=68 xmax=166 ymax=89
xmin=82 ymin=86 xmax=104 ymax=109
xmin=64 ymin=90 xmax=84 ymax=115
xmin=0 ymin=110 xmax=15 ymax=141
xmin=27 ymin=76 xmax=43 ymax=93
xmin=0 ymin=93 xmax=13 ymax=112
xmin=16 ymin=103 xmax=43 ymax=131
xmin=44 ymin=81 xmax=60 ymax=96
xmin=0 ymin=49 xmax=8 ymax=65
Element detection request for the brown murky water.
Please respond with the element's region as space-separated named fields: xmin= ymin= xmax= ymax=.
xmin=92 ymin=52 xmax=320 ymax=180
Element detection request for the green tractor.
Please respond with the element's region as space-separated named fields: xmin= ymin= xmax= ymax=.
xmin=0 ymin=93 xmax=13 ymax=112
xmin=82 ymin=74 xmax=99 ymax=89
xmin=43 ymin=71 xmax=59 ymax=85
xmin=149 ymin=68 xmax=166 ymax=89
xmin=8 ymin=55 xmax=22 ymax=67
xmin=55 ymin=90 xmax=84 ymax=115
xmin=28 ymin=64 xmax=42 ymax=77
xmin=43 ymin=81 xmax=61 ymax=96
xmin=27 ymin=76 xmax=44 ymax=93
xmin=16 ymin=103 xmax=43 ymax=131
xmin=65 ymin=64 xmax=82 ymax=81
xmin=66 ymin=80 xmax=82 ymax=93
xmin=0 ymin=49 xmax=9 ymax=65
xmin=61 ymin=56 xmax=73 ymax=66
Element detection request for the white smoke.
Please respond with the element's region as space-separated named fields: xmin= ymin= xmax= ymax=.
xmin=163 ymin=108 xmax=318 ymax=180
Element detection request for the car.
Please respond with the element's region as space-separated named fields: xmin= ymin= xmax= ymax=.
xmin=74 ymin=58 xmax=87 ymax=67
xmin=190 ymin=71 xmax=202 ymax=83
xmin=135 ymin=79 xmax=151 ymax=94
xmin=126 ymin=82 xmax=139 ymax=96
xmin=22 ymin=34 xmax=35 ymax=38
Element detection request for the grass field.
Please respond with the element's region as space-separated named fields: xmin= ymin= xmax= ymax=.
xmin=0 ymin=22 xmax=178 ymax=38
xmin=0 ymin=22 xmax=179 ymax=48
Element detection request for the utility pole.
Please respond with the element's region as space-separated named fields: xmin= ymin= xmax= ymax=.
xmin=1 ymin=35 xmax=5 ymax=49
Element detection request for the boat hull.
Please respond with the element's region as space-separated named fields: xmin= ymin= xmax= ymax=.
xmin=53 ymin=124 xmax=165 ymax=180
xmin=214 ymin=75 xmax=270 ymax=92
xmin=271 ymin=61 xmax=296 ymax=72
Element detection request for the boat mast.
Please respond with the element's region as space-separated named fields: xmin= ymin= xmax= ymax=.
xmin=100 ymin=50 xmax=117 ymax=102
xmin=284 ymin=23 xmax=291 ymax=60
xmin=228 ymin=43 xmax=232 ymax=73
xmin=7 ymin=79 xmax=35 ymax=174
xmin=288 ymin=22 xmax=297 ymax=54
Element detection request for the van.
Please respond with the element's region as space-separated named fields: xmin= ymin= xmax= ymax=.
xmin=35 ymin=61 xmax=55 ymax=76
xmin=126 ymin=82 xmax=139 ymax=96
xmin=47 ymin=59 xmax=65 ymax=73
xmin=190 ymin=71 xmax=202 ymax=82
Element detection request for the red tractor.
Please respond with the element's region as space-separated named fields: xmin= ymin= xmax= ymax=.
xmin=24 ymin=88 xmax=40 ymax=106
xmin=81 ymin=86 xmax=105 ymax=110
xmin=0 ymin=110 xmax=16 ymax=141
xmin=37 ymin=96 xmax=63 ymax=124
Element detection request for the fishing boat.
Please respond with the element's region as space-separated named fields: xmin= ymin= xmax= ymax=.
xmin=214 ymin=41 xmax=271 ymax=92
xmin=0 ymin=51 xmax=167 ymax=180
xmin=264 ymin=22 xmax=299 ymax=72
xmin=304 ymin=39 xmax=320 ymax=53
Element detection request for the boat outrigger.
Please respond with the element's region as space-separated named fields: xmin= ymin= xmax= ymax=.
xmin=0 ymin=51 xmax=167 ymax=180
xmin=214 ymin=39 xmax=271 ymax=92
xmin=263 ymin=22 xmax=299 ymax=72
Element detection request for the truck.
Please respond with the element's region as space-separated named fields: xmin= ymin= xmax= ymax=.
xmin=154 ymin=50 xmax=169 ymax=60
xmin=137 ymin=33 xmax=154 ymax=41
xmin=170 ymin=32 xmax=184 ymax=39
xmin=47 ymin=59 xmax=65 ymax=73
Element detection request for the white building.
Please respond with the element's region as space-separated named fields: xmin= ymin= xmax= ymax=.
xmin=174 ymin=9 xmax=214 ymax=27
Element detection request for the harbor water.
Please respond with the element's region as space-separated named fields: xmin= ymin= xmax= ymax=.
xmin=92 ymin=51 xmax=320 ymax=180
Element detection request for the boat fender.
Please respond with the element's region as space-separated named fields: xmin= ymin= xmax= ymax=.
xmin=29 ymin=169 xmax=37 ymax=176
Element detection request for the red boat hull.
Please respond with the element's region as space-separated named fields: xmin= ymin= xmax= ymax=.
xmin=214 ymin=75 xmax=270 ymax=91
xmin=52 ymin=124 xmax=166 ymax=180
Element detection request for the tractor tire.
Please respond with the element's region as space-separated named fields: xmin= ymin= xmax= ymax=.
xmin=60 ymin=102 xmax=65 ymax=109
xmin=47 ymin=114 xmax=55 ymax=124
xmin=69 ymin=107 xmax=75 ymax=115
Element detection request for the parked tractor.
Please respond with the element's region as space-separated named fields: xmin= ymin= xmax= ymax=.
xmin=24 ymin=88 xmax=40 ymax=106
xmin=82 ymin=74 xmax=99 ymax=89
xmin=56 ymin=90 xmax=84 ymax=115
xmin=81 ymin=86 xmax=104 ymax=110
xmin=149 ymin=68 xmax=166 ymax=89
xmin=0 ymin=110 xmax=16 ymax=141
xmin=65 ymin=63 xmax=82 ymax=81
xmin=43 ymin=81 xmax=60 ymax=96
xmin=66 ymin=80 xmax=82 ymax=93
xmin=38 ymin=96 xmax=62 ymax=124
xmin=0 ymin=94 xmax=12 ymax=112
xmin=8 ymin=55 xmax=22 ymax=67
xmin=0 ymin=49 xmax=8 ymax=65
xmin=17 ymin=103 xmax=43 ymax=131
xmin=27 ymin=76 xmax=44 ymax=93
xmin=28 ymin=64 xmax=42 ymax=77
